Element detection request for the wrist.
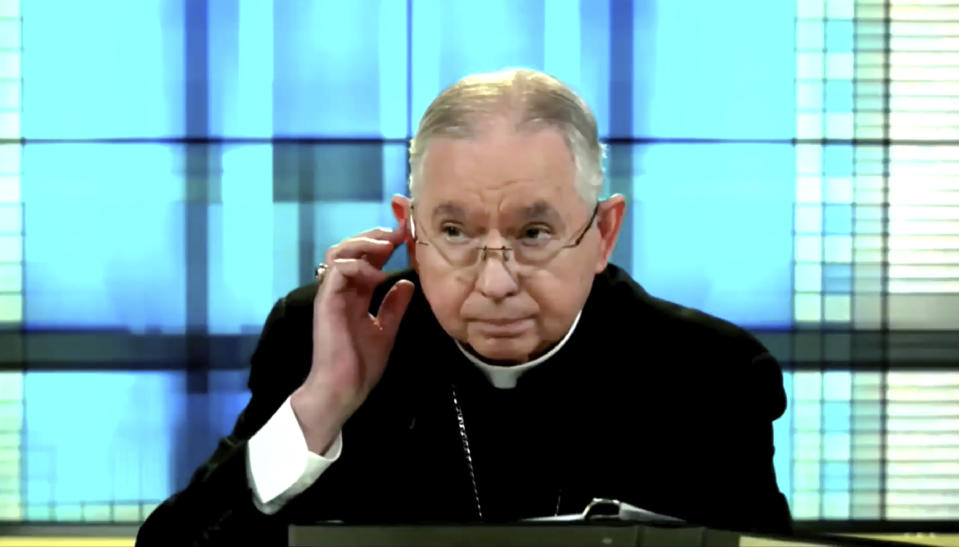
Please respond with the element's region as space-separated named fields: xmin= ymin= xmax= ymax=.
xmin=290 ymin=386 xmax=348 ymax=454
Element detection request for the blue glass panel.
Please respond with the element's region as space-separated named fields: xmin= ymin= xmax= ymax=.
xmin=273 ymin=0 xmax=408 ymax=138
xmin=207 ymin=0 xmax=276 ymax=138
xmin=411 ymin=0 xmax=545 ymax=133
xmin=629 ymin=143 xmax=794 ymax=328
xmin=825 ymin=20 xmax=854 ymax=52
xmin=634 ymin=0 xmax=795 ymax=140
xmin=825 ymin=80 xmax=854 ymax=112
xmin=271 ymin=143 xmax=390 ymax=202
xmin=24 ymin=372 xmax=186 ymax=506
xmin=823 ymin=401 xmax=852 ymax=431
xmin=271 ymin=202 xmax=301 ymax=302
xmin=823 ymin=144 xmax=853 ymax=175
xmin=824 ymin=204 xmax=853 ymax=235
xmin=824 ymin=264 xmax=853 ymax=294
xmin=266 ymin=142 xmax=408 ymax=301
xmin=22 ymin=144 xmax=187 ymax=332
xmin=21 ymin=0 xmax=185 ymax=139
xmin=566 ymin=0 xmax=612 ymax=139
xmin=412 ymin=0 xmax=794 ymax=141
xmin=208 ymin=145 xmax=276 ymax=334
xmin=823 ymin=461 xmax=852 ymax=491
xmin=312 ymin=201 xmax=400 ymax=261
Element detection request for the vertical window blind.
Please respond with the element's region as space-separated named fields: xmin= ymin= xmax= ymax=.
xmin=0 ymin=0 xmax=23 ymax=523
xmin=790 ymin=0 xmax=959 ymax=520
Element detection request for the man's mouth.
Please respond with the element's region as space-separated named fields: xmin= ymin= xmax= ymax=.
xmin=472 ymin=317 xmax=534 ymax=336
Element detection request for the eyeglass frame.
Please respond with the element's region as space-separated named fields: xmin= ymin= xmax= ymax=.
xmin=408 ymin=200 xmax=602 ymax=270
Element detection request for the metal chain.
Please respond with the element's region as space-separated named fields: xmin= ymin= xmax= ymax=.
xmin=450 ymin=383 xmax=563 ymax=520
xmin=450 ymin=384 xmax=484 ymax=520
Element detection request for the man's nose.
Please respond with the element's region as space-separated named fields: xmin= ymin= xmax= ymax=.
xmin=474 ymin=247 xmax=520 ymax=300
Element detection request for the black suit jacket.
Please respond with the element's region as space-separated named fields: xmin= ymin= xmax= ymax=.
xmin=137 ymin=264 xmax=792 ymax=545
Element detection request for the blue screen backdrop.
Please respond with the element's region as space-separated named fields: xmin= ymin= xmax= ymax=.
xmin=4 ymin=0 xmax=826 ymax=523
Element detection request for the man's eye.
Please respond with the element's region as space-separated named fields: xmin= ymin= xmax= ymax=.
xmin=441 ymin=225 xmax=469 ymax=242
xmin=520 ymin=226 xmax=553 ymax=244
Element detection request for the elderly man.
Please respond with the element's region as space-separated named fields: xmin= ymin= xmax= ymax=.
xmin=137 ymin=69 xmax=791 ymax=545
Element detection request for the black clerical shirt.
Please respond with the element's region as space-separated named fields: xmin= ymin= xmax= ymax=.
xmin=136 ymin=264 xmax=792 ymax=546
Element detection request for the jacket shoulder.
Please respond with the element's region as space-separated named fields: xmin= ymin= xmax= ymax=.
xmin=596 ymin=264 xmax=786 ymax=420
xmin=598 ymin=264 xmax=769 ymax=357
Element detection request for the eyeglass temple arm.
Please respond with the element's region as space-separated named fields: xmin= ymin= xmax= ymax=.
xmin=570 ymin=201 xmax=601 ymax=247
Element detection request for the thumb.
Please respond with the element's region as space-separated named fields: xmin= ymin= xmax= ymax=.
xmin=375 ymin=280 xmax=415 ymax=342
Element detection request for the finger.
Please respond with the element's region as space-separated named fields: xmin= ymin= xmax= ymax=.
xmin=325 ymin=237 xmax=397 ymax=269
xmin=354 ymin=225 xmax=406 ymax=247
xmin=374 ymin=279 xmax=415 ymax=342
xmin=328 ymin=257 xmax=387 ymax=290
xmin=325 ymin=223 xmax=409 ymax=267
xmin=319 ymin=258 xmax=388 ymax=309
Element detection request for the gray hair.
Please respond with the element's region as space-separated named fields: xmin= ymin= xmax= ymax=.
xmin=408 ymin=68 xmax=605 ymax=205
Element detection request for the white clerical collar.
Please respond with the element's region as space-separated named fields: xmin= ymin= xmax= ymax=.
xmin=454 ymin=311 xmax=583 ymax=389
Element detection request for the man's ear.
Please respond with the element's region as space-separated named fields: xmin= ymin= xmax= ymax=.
xmin=391 ymin=194 xmax=410 ymax=227
xmin=391 ymin=194 xmax=417 ymax=265
xmin=594 ymin=194 xmax=626 ymax=273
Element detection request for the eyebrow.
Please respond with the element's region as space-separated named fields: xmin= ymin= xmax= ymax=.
xmin=430 ymin=202 xmax=467 ymax=222
xmin=428 ymin=200 xmax=568 ymax=228
xmin=520 ymin=201 xmax=565 ymax=228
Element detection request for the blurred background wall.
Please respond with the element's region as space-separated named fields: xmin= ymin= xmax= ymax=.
xmin=0 ymin=0 xmax=957 ymax=530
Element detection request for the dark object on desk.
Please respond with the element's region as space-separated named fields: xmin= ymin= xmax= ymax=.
xmin=288 ymin=499 xmax=731 ymax=546
xmin=289 ymin=523 xmax=930 ymax=547
xmin=576 ymin=497 xmax=686 ymax=524
xmin=288 ymin=522 xmax=739 ymax=547
xmin=288 ymin=498 xmax=735 ymax=547
xmin=286 ymin=499 xmax=919 ymax=547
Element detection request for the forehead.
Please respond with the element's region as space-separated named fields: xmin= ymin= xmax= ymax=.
xmin=417 ymin=122 xmax=579 ymax=211
xmin=426 ymin=200 xmax=565 ymax=224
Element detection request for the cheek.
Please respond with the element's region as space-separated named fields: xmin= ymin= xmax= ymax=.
xmin=419 ymin=270 xmax=472 ymax=334
xmin=527 ymin=277 xmax=591 ymax=335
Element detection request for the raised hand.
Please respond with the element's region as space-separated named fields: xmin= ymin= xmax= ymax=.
xmin=290 ymin=223 xmax=415 ymax=454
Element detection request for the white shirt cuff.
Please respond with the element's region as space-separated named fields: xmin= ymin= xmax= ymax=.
xmin=246 ymin=395 xmax=343 ymax=514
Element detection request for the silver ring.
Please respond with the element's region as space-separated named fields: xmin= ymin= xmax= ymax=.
xmin=314 ymin=263 xmax=328 ymax=283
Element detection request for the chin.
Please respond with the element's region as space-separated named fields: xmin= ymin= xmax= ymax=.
xmin=468 ymin=335 xmax=540 ymax=363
